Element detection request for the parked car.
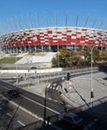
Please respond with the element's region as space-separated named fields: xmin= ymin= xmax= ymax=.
xmin=7 ymin=89 xmax=21 ymax=98
xmin=59 ymin=112 xmax=84 ymax=129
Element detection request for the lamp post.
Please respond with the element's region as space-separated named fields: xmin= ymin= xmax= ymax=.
xmin=43 ymin=81 xmax=63 ymax=126
xmin=16 ymin=54 xmax=19 ymax=86
xmin=43 ymin=88 xmax=47 ymax=126
xmin=90 ymin=46 xmax=94 ymax=105
xmin=43 ymin=83 xmax=57 ymax=126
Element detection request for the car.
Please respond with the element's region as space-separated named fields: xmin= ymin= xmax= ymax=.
xmin=59 ymin=112 xmax=84 ymax=129
xmin=7 ymin=89 xmax=21 ymax=98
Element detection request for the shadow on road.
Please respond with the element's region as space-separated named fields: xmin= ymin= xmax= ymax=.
xmin=13 ymin=96 xmax=107 ymax=130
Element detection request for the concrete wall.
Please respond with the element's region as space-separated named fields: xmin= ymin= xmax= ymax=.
xmin=0 ymin=68 xmax=63 ymax=74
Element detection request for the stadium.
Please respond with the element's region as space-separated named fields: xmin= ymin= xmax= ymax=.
xmin=0 ymin=26 xmax=107 ymax=53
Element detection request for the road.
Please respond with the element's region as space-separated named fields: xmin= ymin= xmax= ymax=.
xmin=0 ymin=94 xmax=40 ymax=130
xmin=0 ymin=80 xmax=65 ymax=118
xmin=1 ymin=71 xmax=107 ymax=130
xmin=62 ymin=72 xmax=107 ymax=107
xmin=0 ymin=80 xmax=67 ymax=129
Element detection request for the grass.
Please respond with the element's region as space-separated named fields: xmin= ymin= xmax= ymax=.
xmin=0 ymin=57 xmax=21 ymax=64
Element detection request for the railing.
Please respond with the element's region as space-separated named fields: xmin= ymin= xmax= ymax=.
xmin=70 ymin=96 xmax=107 ymax=113
xmin=46 ymin=96 xmax=107 ymax=124
xmin=0 ymin=67 xmax=99 ymax=82
xmin=6 ymin=97 xmax=107 ymax=130
xmin=38 ymin=67 xmax=98 ymax=82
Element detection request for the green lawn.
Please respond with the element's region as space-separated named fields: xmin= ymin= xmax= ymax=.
xmin=0 ymin=57 xmax=21 ymax=64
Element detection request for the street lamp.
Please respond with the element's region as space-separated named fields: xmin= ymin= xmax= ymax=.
xmin=43 ymin=81 xmax=64 ymax=126
xmin=43 ymin=88 xmax=47 ymax=126
xmin=15 ymin=54 xmax=19 ymax=86
xmin=90 ymin=46 xmax=96 ymax=106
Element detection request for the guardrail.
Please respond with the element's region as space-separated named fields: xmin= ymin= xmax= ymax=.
xmin=70 ymin=96 xmax=107 ymax=113
xmin=44 ymin=96 xmax=107 ymax=125
xmin=38 ymin=67 xmax=98 ymax=82
xmin=0 ymin=67 xmax=99 ymax=82
xmin=14 ymin=96 xmax=107 ymax=130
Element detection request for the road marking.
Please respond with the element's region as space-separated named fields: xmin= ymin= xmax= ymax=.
xmin=17 ymin=120 xmax=25 ymax=126
xmin=0 ymin=81 xmax=60 ymax=114
xmin=56 ymin=87 xmax=59 ymax=90
xmin=48 ymin=97 xmax=52 ymax=100
xmin=1 ymin=80 xmax=14 ymax=88
xmin=7 ymin=113 xmax=12 ymax=117
xmin=10 ymin=100 xmax=43 ymax=121
xmin=47 ymin=83 xmax=51 ymax=88
xmin=0 ymin=84 xmax=10 ymax=90
xmin=21 ymin=95 xmax=60 ymax=114
xmin=54 ymin=100 xmax=58 ymax=102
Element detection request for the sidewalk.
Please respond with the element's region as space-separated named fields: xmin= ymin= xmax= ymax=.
xmin=60 ymin=80 xmax=85 ymax=108
xmin=22 ymin=81 xmax=49 ymax=97
xmin=61 ymin=72 xmax=107 ymax=108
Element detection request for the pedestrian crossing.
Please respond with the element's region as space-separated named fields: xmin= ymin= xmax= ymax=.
xmin=46 ymin=82 xmax=64 ymax=104
xmin=47 ymin=82 xmax=62 ymax=91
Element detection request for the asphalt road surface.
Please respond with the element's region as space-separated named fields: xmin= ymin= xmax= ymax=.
xmin=1 ymin=71 xmax=107 ymax=130
xmin=0 ymin=80 xmax=65 ymax=118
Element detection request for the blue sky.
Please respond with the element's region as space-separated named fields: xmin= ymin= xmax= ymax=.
xmin=0 ymin=0 xmax=107 ymax=34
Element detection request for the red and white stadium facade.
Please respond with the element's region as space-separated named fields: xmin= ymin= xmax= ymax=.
xmin=0 ymin=26 xmax=107 ymax=53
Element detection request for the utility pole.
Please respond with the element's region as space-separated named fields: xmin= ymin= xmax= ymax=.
xmin=83 ymin=16 xmax=89 ymax=50
xmin=43 ymin=88 xmax=47 ymax=126
xmin=65 ymin=15 xmax=68 ymax=49
xmin=90 ymin=18 xmax=97 ymax=107
xmin=90 ymin=46 xmax=94 ymax=106
xmin=46 ymin=16 xmax=50 ymax=52
xmin=55 ymin=15 xmax=60 ymax=67
xmin=75 ymin=15 xmax=79 ymax=51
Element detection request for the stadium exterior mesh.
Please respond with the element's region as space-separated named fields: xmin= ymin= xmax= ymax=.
xmin=0 ymin=26 xmax=107 ymax=53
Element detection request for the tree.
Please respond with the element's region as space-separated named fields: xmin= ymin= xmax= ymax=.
xmin=60 ymin=48 xmax=70 ymax=58
xmin=52 ymin=46 xmax=101 ymax=68
xmin=52 ymin=56 xmax=59 ymax=67
xmin=52 ymin=48 xmax=70 ymax=67
xmin=83 ymin=46 xmax=100 ymax=64
xmin=92 ymin=48 xmax=100 ymax=63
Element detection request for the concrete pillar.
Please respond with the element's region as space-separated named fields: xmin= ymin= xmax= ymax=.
xmin=35 ymin=46 xmax=37 ymax=52
xmin=48 ymin=45 xmax=51 ymax=52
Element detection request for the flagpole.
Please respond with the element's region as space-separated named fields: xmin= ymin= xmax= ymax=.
xmin=75 ymin=15 xmax=79 ymax=51
xmin=90 ymin=18 xmax=97 ymax=107
xmin=46 ymin=16 xmax=50 ymax=52
xmin=55 ymin=15 xmax=59 ymax=67
xmin=83 ymin=16 xmax=89 ymax=50
xmin=65 ymin=15 xmax=68 ymax=50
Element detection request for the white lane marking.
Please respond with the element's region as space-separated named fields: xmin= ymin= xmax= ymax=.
xmin=56 ymin=87 xmax=59 ymax=90
xmin=21 ymin=95 xmax=60 ymax=114
xmin=0 ymin=84 xmax=10 ymax=90
xmin=54 ymin=100 xmax=58 ymax=102
xmin=49 ymin=86 xmax=52 ymax=89
xmin=48 ymin=97 xmax=52 ymax=100
xmin=17 ymin=120 xmax=25 ymax=126
xmin=52 ymin=87 xmax=55 ymax=90
xmin=1 ymin=80 xmax=15 ymax=88
xmin=10 ymin=101 xmax=43 ymax=121
xmin=7 ymin=113 xmax=12 ymax=117
xmin=47 ymin=83 xmax=51 ymax=88
xmin=0 ymin=81 xmax=59 ymax=114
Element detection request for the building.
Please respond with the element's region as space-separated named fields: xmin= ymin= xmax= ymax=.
xmin=0 ymin=26 xmax=107 ymax=53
